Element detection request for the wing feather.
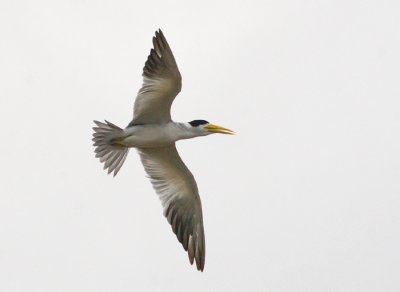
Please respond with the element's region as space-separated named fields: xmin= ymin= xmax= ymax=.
xmin=137 ymin=145 xmax=206 ymax=271
xmin=130 ymin=30 xmax=182 ymax=125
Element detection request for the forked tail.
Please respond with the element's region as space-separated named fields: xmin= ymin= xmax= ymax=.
xmin=92 ymin=120 xmax=129 ymax=176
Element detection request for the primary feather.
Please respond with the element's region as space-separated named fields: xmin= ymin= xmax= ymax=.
xmin=138 ymin=145 xmax=205 ymax=271
xmin=130 ymin=30 xmax=182 ymax=125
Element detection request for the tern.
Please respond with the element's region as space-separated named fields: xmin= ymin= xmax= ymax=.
xmin=92 ymin=30 xmax=233 ymax=271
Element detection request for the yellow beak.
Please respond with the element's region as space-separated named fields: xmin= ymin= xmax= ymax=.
xmin=205 ymin=124 xmax=235 ymax=135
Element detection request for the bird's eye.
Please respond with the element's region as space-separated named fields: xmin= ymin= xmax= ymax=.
xmin=189 ymin=120 xmax=209 ymax=127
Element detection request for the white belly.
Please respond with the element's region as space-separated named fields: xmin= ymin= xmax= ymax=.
xmin=121 ymin=124 xmax=178 ymax=148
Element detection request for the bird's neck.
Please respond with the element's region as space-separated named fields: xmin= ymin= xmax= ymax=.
xmin=173 ymin=122 xmax=202 ymax=141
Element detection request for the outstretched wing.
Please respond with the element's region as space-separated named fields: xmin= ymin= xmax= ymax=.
xmin=137 ymin=144 xmax=206 ymax=271
xmin=130 ymin=30 xmax=182 ymax=125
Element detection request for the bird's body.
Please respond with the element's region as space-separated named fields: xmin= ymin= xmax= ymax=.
xmin=92 ymin=30 xmax=233 ymax=272
xmin=115 ymin=122 xmax=204 ymax=148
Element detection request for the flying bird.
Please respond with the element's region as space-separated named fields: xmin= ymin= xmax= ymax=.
xmin=92 ymin=29 xmax=233 ymax=271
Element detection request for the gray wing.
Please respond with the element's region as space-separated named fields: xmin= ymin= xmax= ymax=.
xmin=131 ymin=30 xmax=182 ymax=125
xmin=137 ymin=144 xmax=205 ymax=271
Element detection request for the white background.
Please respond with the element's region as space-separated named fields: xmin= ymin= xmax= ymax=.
xmin=1 ymin=0 xmax=399 ymax=291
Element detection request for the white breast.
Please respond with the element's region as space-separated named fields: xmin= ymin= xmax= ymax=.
xmin=121 ymin=123 xmax=181 ymax=148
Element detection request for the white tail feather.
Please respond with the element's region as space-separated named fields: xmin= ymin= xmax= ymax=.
xmin=92 ymin=120 xmax=129 ymax=176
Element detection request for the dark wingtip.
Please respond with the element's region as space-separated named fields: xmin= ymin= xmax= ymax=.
xmin=194 ymin=260 xmax=204 ymax=272
xmin=159 ymin=29 xmax=165 ymax=39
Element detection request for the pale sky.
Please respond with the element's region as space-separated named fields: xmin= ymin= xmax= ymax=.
xmin=1 ymin=0 xmax=400 ymax=291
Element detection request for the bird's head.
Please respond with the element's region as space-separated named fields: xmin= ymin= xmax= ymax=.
xmin=188 ymin=120 xmax=234 ymax=136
